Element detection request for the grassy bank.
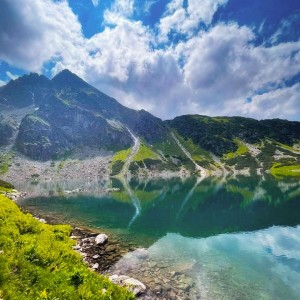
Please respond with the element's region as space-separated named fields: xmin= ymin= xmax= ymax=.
xmin=0 ymin=194 xmax=134 ymax=300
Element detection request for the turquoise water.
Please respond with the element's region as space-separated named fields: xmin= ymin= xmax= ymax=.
xmin=18 ymin=175 xmax=300 ymax=299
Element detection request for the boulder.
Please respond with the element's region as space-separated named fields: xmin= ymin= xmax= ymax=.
xmin=95 ymin=233 xmax=108 ymax=245
xmin=108 ymin=275 xmax=146 ymax=296
xmin=123 ymin=278 xmax=146 ymax=296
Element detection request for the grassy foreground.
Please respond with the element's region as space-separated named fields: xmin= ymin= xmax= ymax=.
xmin=0 ymin=195 xmax=134 ymax=300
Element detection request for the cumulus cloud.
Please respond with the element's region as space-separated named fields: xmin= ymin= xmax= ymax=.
xmin=0 ymin=0 xmax=84 ymax=71
xmin=104 ymin=0 xmax=135 ymax=24
xmin=178 ymin=24 xmax=300 ymax=118
xmin=0 ymin=0 xmax=299 ymax=121
xmin=238 ymin=84 xmax=300 ymax=120
xmin=159 ymin=0 xmax=228 ymax=40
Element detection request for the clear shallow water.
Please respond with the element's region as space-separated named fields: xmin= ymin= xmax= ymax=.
xmin=18 ymin=175 xmax=300 ymax=299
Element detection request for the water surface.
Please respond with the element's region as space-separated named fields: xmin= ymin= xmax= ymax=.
xmin=18 ymin=175 xmax=300 ymax=299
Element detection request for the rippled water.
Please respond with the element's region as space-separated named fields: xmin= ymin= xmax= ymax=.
xmin=18 ymin=175 xmax=300 ymax=299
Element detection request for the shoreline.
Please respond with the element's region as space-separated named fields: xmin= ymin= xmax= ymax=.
xmin=12 ymin=195 xmax=150 ymax=297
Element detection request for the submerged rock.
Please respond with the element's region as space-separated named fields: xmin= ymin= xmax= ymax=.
xmin=134 ymin=248 xmax=149 ymax=259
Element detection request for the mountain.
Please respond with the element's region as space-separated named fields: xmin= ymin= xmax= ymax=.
xmin=167 ymin=115 xmax=300 ymax=176
xmin=0 ymin=70 xmax=168 ymax=161
xmin=0 ymin=70 xmax=299 ymax=178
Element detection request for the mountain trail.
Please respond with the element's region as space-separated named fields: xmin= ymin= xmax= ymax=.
xmin=171 ymin=132 xmax=207 ymax=177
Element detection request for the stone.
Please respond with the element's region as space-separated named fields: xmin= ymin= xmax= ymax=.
xmin=109 ymin=275 xmax=119 ymax=282
xmin=134 ymin=248 xmax=149 ymax=259
xmin=171 ymin=261 xmax=196 ymax=274
xmin=153 ymin=285 xmax=162 ymax=294
xmin=92 ymin=263 xmax=99 ymax=270
xmin=148 ymin=261 xmax=157 ymax=268
xmin=72 ymin=245 xmax=81 ymax=250
xmin=82 ymin=237 xmax=94 ymax=243
xmin=93 ymin=254 xmax=100 ymax=259
xmin=123 ymin=278 xmax=146 ymax=296
xmin=105 ymin=245 xmax=117 ymax=252
xmin=95 ymin=234 xmax=108 ymax=245
xmin=70 ymin=235 xmax=79 ymax=239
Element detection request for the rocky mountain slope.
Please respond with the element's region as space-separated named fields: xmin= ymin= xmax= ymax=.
xmin=0 ymin=70 xmax=299 ymax=179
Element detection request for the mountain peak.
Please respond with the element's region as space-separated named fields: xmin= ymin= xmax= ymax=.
xmin=52 ymin=69 xmax=89 ymax=89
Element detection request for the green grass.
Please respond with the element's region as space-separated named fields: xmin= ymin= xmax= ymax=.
xmin=111 ymin=148 xmax=132 ymax=175
xmin=112 ymin=148 xmax=132 ymax=162
xmin=133 ymin=144 xmax=158 ymax=161
xmin=0 ymin=195 xmax=134 ymax=300
xmin=153 ymin=137 xmax=183 ymax=158
xmin=223 ymin=139 xmax=248 ymax=160
xmin=275 ymin=141 xmax=300 ymax=154
xmin=270 ymin=163 xmax=300 ymax=177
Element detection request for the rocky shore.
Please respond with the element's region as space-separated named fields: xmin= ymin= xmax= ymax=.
xmin=70 ymin=227 xmax=149 ymax=297
xmin=71 ymin=226 xmax=202 ymax=299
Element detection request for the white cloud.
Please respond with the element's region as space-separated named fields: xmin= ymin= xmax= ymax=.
xmin=159 ymin=0 xmax=228 ymax=40
xmin=176 ymin=24 xmax=300 ymax=119
xmin=0 ymin=0 xmax=84 ymax=72
xmin=143 ymin=0 xmax=158 ymax=15
xmin=91 ymin=0 xmax=100 ymax=7
xmin=6 ymin=71 xmax=18 ymax=80
xmin=239 ymin=84 xmax=300 ymax=120
xmin=104 ymin=0 xmax=135 ymax=24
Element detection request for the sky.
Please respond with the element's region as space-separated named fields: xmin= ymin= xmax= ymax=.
xmin=0 ymin=0 xmax=300 ymax=121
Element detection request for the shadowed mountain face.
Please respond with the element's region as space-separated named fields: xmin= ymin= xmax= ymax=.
xmin=0 ymin=70 xmax=168 ymax=160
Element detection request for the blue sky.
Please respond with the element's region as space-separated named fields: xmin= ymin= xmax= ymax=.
xmin=0 ymin=0 xmax=300 ymax=120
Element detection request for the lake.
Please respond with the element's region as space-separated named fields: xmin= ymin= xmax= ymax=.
xmin=18 ymin=175 xmax=300 ymax=299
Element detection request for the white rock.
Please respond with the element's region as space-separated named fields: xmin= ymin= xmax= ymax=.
xmin=93 ymin=254 xmax=100 ymax=259
xmin=95 ymin=233 xmax=108 ymax=245
xmin=92 ymin=263 xmax=99 ymax=269
xmin=82 ymin=237 xmax=94 ymax=243
xmin=123 ymin=278 xmax=146 ymax=296
xmin=72 ymin=245 xmax=81 ymax=250
xmin=70 ymin=235 xmax=79 ymax=239
xmin=109 ymin=275 xmax=119 ymax=282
